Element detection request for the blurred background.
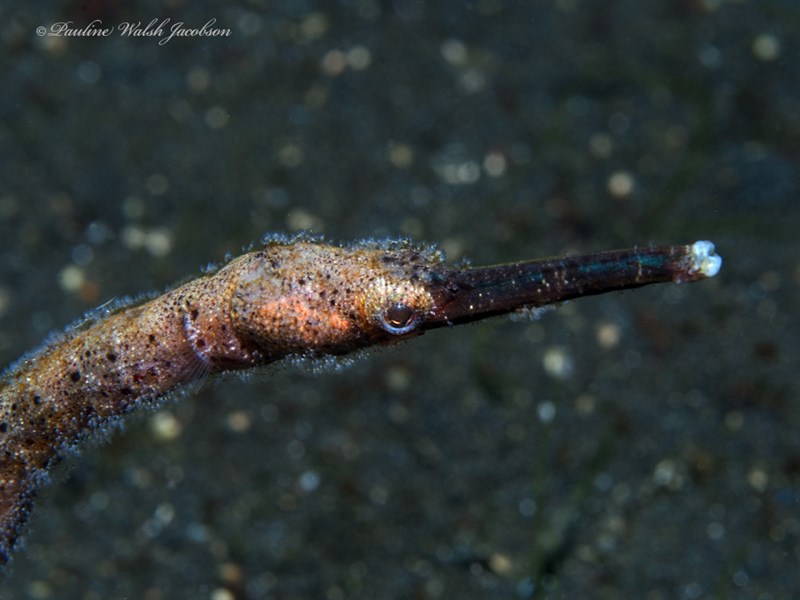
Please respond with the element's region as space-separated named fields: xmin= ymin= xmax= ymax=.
xmin=0 ymin=1 xmax=798 ymax=598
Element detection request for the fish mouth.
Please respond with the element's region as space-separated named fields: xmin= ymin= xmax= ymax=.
xmin=421 ymin=241 xmax=721 ymax=329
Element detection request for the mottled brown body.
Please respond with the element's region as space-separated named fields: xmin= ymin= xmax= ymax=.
xmin=0 ymin=241 xmax=439 ymax=563
xmin=0 ymin=262 xmax=230 ymax=564
xmin=0 ymin=237 xmax=720 ymax=566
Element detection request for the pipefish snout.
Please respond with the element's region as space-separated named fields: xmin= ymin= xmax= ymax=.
xmin=0 ymin=236 xmax=721 ymax=566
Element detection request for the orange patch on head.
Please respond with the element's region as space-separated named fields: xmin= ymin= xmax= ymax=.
xmin=256 ymin=296 xmax=352 ymax=348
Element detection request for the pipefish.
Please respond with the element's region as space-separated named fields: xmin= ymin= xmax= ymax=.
xmin=0 ymin=236 xmax=722 ymax=566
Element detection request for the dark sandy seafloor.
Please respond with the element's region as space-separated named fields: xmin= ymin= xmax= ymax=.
xmin=0 ymin=1 xmax=798 ymax=598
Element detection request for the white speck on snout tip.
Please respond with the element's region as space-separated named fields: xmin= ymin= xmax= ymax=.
xmin=690 ymin=241 xmax=722 ymax=277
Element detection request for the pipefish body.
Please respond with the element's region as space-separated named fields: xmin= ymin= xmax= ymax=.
xmin=0 ymin=236 xmax=722 ymax=566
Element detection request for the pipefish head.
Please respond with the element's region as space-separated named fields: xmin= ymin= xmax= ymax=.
xmin=228 ymin=241 xmax=445 ymax=357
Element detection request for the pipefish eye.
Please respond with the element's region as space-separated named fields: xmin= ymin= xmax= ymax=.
xmin=379 ymin=302 xmax=419 ymax=334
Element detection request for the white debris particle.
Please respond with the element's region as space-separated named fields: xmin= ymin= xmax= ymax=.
xmin=154 ymin=502 xmax=175 ymax=526
xmin=151 ymin=411 xmax=181 ymax=441
xmin=299 ymin=470 xmax=321 ymax=492
xmin=747 ymin=466 xmax=768 ymax=492
xmin=653 ymin=458 xmax=685 ymax=489
xmin=346 ymin=46 xmax=372 ymax=70
xmin=441 ymin=38 xmax=468 ymax=66
xmin=595 ymin=321 xmax=621 ymax=349
xmin=542 ymin=346 xmax=574 ymax=380
xmin=435 ymin=160 xmax=481 ymax=185
xmin=286 ymin=208 xmax=323 ymax=231
xmin=144 ymin=228 xmax=173 ymax=257
xmin=386 ymin=365 xmax=411 ymax=392
xmin=388 ymin=142 xmax=414 ymax=169
xmin=689 ymin=241 xmax=722 ymax=277
xmin=320 ymin=49 xmax=347 ymax=76
xmin=489 ymin=553 xmax=513 ymax=575
xmin=483 ymin=151 xmax=507 ymax=177
xmin=607 ymin=170 xmax=635 ymax=198
xmin=210 ymin=588 xmax=235 ymax=600
xmin=226 ymin=410 xmax=252 ymax=433
xmin=537 ymin=400 xmax=556 ymax=423
xmin=752 ymin=34 xmax=781 ymax=61
xmin=121 ymin=225 xmax=173 ymax=257
xmin=122 ymin=225 xmax=146 ymax=250
xmin=59 ymin=265 xmax=85 ymax=293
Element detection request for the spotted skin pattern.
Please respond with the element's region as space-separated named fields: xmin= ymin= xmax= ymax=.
xmin=0 ymin=240 xmax=439 ymax=565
